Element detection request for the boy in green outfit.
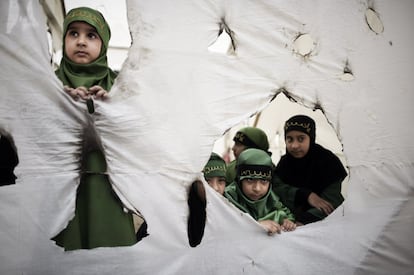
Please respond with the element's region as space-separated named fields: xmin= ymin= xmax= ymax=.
xmin=187 ymin=152 xmax=227 ymax=246
xmin=225 ymin=148 xmax=296 ymax=235
xmin=226 ymin=126 xmax=271 ymax=185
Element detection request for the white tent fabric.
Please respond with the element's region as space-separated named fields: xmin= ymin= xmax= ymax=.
xmin=0 ymin=0 xmax=413 ymax=274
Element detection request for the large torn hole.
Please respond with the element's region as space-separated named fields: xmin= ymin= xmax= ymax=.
xmin=213 ymin=92 xmax=349 ymax=224
xmin=365 ymin=8 xmax=384 ymax=34
xmin=52 ymin=127 xmax=147 ymax=250
xmin=0 ymin=133 xmax=18 ymax=186
xmin=208 ymin=20 xmax=236 ymax=55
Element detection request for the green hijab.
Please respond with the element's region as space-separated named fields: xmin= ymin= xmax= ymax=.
xmin=233 ymin=127 xmax=270 ymax=152
xmin=202 ymin=153 xmax=226 ymax=179
xmin=55 ymin=7 xmax=116 ymax=90
xmin=225 ymin=149 xmax=295 ymax=223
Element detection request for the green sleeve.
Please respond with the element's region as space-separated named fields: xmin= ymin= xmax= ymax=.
xmin=258 ymin=192 xmax=296 ymax=223
xmin=271 ymin=175 xmax=298 ymax=211
xmin=258 ymin=200 xmax=295 ymax=223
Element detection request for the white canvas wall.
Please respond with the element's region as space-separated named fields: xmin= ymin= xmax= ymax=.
xmin=0 ymin=1 xmax=413 ymax=274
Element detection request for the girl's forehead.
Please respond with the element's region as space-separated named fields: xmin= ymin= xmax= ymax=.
xmin=67 ymin=21 xmax=97 ymax=32
xmin=286 ymin=130 xmax=308 ymax=137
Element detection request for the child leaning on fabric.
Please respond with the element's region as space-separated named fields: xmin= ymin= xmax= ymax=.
xmin=225 ymin=148 xmax=296 ymax=235
xmin=52 ymin=7 xmax=141 ymax=250
xmin=55 ymin=7 xmax=116 ymax=104
xmin=273 ymin=115 xmax=347 ymax=225
xmin=187 ymin=152 xmax=228 ymax=246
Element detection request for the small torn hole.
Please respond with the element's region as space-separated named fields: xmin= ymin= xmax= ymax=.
xmin=293 ymin=33 xmax=315 ymax=57
xmin=0 ymin=133 xmax=18 ymax=186
xmin=187 ymin=180 xmax=206 ymax=247
xmin=313 ymin=100 xmax=324 ymax=113
xmin=341 ymin=62 xmax=355 ymax=81
xmin=365 ymin=8 xmax=384 ymax=34
xmin=208 ymin=20 xmax=236 ymax=55
xmin=341 ymin=72 xmax=355 ymax=81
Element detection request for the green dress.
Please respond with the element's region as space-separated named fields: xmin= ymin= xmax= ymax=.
xmin=52 ymin=7 xmax=136 ymax=250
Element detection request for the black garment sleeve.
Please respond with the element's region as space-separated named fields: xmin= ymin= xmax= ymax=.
xmin=295 ymin=187 xmax=312 ymax=206
xmin=297 ymin=211 xmax=321 ymax=224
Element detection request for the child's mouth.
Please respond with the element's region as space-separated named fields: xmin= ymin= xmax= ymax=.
xmin=75 ymin=51 xmax=88 ymax=56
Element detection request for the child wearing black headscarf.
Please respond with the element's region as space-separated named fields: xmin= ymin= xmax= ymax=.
xmin=273 ymin=115 xmax=348 ymax=225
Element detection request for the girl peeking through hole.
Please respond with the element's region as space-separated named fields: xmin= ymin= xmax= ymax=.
xmin=52 ymin=7 xmax=146 ymax=250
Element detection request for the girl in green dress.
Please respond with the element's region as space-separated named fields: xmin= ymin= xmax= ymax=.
xmin=52 ymin=7 xmax=138 ymax=250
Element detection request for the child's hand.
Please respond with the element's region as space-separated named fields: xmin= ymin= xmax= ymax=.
xmin=258 ymin=220 xmax=282 ymax=236
xmin=307 ymin=192 xmax=334 ymax=215
xmin=281 ymin=219 xmax=296 ymax=231
xmin=64 ymin=85 xmax=89 ymax=101
xmin=88 ymin=85 xmax=109 ymax=100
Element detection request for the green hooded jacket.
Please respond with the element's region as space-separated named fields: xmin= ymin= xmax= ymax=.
xmin=225 ymin=148 xmax=295 ymax=224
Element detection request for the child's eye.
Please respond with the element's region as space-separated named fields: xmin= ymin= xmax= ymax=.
xmin=88 ymin=33 xmax=98 ymax=39
xmin=259 ymin=179 xmax=269 ymax=185
xmin=68 ymin=30 xmax=78 ymax=37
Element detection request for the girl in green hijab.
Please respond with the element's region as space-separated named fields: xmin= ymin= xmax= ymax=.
xmin=53 ymin=7 xmax=138 ymax=250
xmin=56 ymin=6 xmax=116 ymax=102
xmin=225 ymin=148 xmax=296 ymax=235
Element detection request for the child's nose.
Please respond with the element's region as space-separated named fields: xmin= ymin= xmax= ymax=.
xmin=210 ymin=180 xmax=217 ymax=190
xmin=213 ymin=184 xmax=220 ymax=192
xmin=77 ymin=35 xmax=87 ymax=45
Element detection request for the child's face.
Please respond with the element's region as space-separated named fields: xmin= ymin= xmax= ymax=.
xmin=206 ymin=176 xmax=226 ymax=195
xmin=64 ymin=21 xmax=102 ymax=64
xmin=241 ymin=178 xmax=269 ymax=201
xmin=232 ymin=141 xmax=247 ymax=160
xmin=285 ymin=130 xmax=310 ymax=158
